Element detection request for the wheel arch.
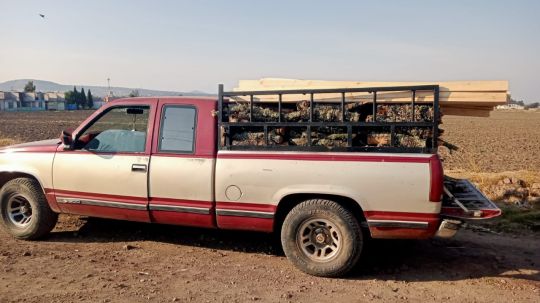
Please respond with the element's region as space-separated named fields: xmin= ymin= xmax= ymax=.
xmin=0 ymin=171 xmax=44 ymax=190
xmin=0 ymin=171 xmax=58 ymax=212
xmin=274 ymin=193 xmax=367 ymax=233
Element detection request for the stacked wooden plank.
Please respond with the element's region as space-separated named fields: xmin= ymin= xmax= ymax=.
xmin=232 ymin=78 xmax=510 ymax=117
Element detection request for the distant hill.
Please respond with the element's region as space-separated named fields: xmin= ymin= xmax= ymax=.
xmin=0 ymin=79 xmax=212 ymax=97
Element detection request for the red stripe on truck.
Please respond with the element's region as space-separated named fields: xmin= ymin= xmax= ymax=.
xmin=217 ymin=152 xmax=432 ymax=163
xmin=53 ymin=189 xmax=148 ymax=205
xmin=364 ymin=210 xmax=439 ymax=221
xmin=215 ymin=201 xmax=277 ymax=212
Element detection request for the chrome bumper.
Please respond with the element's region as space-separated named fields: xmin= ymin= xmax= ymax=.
xmin=435 ymin=219 xmax=462 ymax=238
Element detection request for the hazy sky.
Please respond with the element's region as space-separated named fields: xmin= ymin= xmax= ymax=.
xmin=1 ymin=0 xmax=539 ymax=101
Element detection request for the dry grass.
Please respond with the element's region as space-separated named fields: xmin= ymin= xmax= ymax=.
xmin=447 ymin=169 xmax=540 ymax=232
xmin=0 ymin=137 xmax=19 ymax=147
xmin=446 ymin=169 xmax=540 ymax=190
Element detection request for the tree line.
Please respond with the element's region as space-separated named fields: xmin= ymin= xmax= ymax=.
xmin=23 ymin=81 xmax=95 ymax=109
xmin=509 ymin=98 xmax=539 ymax=109
xmin=65 ymin=86 xmax=94 ymax=109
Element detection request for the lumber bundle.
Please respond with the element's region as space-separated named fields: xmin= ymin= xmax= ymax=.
xmin=232 ymin=78 xmax=510 ymax=117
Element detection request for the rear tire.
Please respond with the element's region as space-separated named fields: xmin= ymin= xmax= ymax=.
xmin=281 ymin=199 xmax=363 ymax=277
xmin=0 ymin=178 xmax=58 ymax=240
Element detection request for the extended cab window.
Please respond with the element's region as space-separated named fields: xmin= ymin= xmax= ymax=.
xmin=78 ymin=106 xmax=150 ymax=153
xmin=159 ymin=106 xmax=196 ymax=153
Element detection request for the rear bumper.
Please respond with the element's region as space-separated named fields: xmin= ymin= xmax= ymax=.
xmin=365 ymin=211 xmax=441 ymax=239
xmin=435 ymin=219 xmax=462 ymax=238
xmin=366 ymin=217 xmax=463 ymax=239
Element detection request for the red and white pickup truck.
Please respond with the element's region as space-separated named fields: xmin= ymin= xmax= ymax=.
xmin=0 ymin=85 xmax=501 ymax=277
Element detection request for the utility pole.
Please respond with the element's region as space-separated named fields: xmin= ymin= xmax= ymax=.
xmin=107 ymin=78 xmax=111 ymax=97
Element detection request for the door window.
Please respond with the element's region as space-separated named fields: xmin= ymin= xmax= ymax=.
xmin=77 ymin=106 xmax=150 ymax=153
xmin=158 ymin=106 xmax=196 ymax=153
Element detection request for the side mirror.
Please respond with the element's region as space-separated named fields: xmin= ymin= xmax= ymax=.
xmin=61 ymin=129 xmax=74 ymax=150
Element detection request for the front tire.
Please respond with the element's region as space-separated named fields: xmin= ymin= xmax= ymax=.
xmin=281 ymin=199 xmax=363 ymax=277
xmin=0 ymin=178 xmax=58 ymax=240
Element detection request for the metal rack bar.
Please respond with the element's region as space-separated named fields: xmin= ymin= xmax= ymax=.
xmin=224 ymin=145 xmax=428 ymax=153
xmin=218 ymin=84 xmax=224 ymax=123
xmin=341 ymin=92 xmax=346 ymax=122
xmin=309 ymin=93 xmax=314 ymax=122
xmin=278 ymin=94 xmax=282 ymax=123
xmin=347 ymin=125 xmax=353 ymax=147
xmin=307 ymin=125 xmax=312 ymax=146
xmin=225 ymin=126 xmax=230 ymax=146
xmin=249 ymin=95 xmax=254 ymax=122
xmin=264 ymin=125 xmax=268 ymax=145
xmin=411 ymin=90 xmax=416 ymax=122
xmin=432 ymin=86 xmax=440 ymax=149
xmin=390 ymin=125 xmax=396 ymax=147
xmin=222 ymin=121 xmax=434 ymax=127
xmin=221 ymin=85 xmax=440 ymax=96
xmin=372 ymin=91 xmax=377 ymax=122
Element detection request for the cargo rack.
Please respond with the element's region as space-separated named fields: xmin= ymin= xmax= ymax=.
xmin=218 ymin=84 xmax=440 ymax=153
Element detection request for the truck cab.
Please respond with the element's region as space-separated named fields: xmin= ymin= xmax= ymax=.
xmin=53 ymin=97 xmax=218 ymax=227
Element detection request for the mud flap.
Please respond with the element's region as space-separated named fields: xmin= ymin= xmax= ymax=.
xmin=441 ymin=176 xmax=502 ymax=220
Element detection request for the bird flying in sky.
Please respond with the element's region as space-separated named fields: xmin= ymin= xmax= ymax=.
xmin=39 ymin=13 xmax=45 ymax=18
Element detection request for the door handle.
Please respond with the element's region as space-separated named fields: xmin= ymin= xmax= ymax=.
xmin=131 ymin=164 xmax=147 ymax=172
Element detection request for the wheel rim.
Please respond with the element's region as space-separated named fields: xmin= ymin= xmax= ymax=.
xmin=7 ymin=194 xmax=33 ymax=228
xmin=297 ymin=218 xmax=342 ymax=262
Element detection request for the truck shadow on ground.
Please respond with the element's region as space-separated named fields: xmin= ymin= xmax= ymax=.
xmin=48 ymin=216 xmax=540 ymax=283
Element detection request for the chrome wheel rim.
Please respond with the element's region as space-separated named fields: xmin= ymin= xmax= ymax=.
xmin=297 ymin=218 xmax=342 ymax=262
xmin=7 ymin=194 xmax=33 ymax=228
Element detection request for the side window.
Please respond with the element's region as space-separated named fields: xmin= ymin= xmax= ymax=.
xmin=159 ymin=106 xmax=196 ymax=153
xmin=77 ymin=106 xmax=150 ymax=153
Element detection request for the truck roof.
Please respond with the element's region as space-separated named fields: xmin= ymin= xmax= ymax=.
xmin=110 ymin=96 xmax=217 ymax=104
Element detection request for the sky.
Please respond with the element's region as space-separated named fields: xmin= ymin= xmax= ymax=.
xmin=1 ymin=0 xmax=539 ymax=101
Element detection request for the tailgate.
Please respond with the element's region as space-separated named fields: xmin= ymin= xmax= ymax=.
xmin=441 ymin=176 xmax=502 ymax=220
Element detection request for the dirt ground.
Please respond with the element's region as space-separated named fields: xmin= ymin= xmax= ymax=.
xmin=1 ymin=216 xmax=539 ymax=303
xmin=440 ymin=110 xmax=540 ymax=173
xmin=0 ymin=110 xmax=91 ymax=145
xmin=0 ymin=109 xmax=539 ymax=302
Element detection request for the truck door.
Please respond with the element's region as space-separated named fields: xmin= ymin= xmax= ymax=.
xmin=52 ymin=102 xmax=156 ymax=222
xmin=148 ymin=99 xmax=216 ymax=228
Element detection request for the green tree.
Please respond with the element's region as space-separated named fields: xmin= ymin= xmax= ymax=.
xmin=72 ymin=86 xmax=84 ymax=109
xmin=80 ymin=87 xmax=87 ymax=108
xmin=64 ymin=91 xmax=74 ymax=104
xmin=525 ymin=102 xmax=539 ymax=109
xmin=509 ymin=98 xmax=525 ymax=106
xmin=87 ymin=89 xmax=94 ymax=109
xmin=65 ymin=86 xmax=80 ymax=108
xmin=24 ymin=81 xmax=36 ymax=92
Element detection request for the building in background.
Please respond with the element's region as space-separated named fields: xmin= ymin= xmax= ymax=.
xmin=0 ymin=92 xmax=20 ymax=111
xmin=18 ymin=92 xmax=45 ymax=110
xmin=44 ymin=92 xmax=66 ymax=111
xmin=496 ymin=104 xmax=525 ymax=110
xmin=0 ymin=90 xmax=104 ymax=111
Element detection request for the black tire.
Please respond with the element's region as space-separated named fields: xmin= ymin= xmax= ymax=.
xmin=0 ymin=178 xmax=58 ymax=240
xmin=281 ymin=199 xmax=363 ymax=277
